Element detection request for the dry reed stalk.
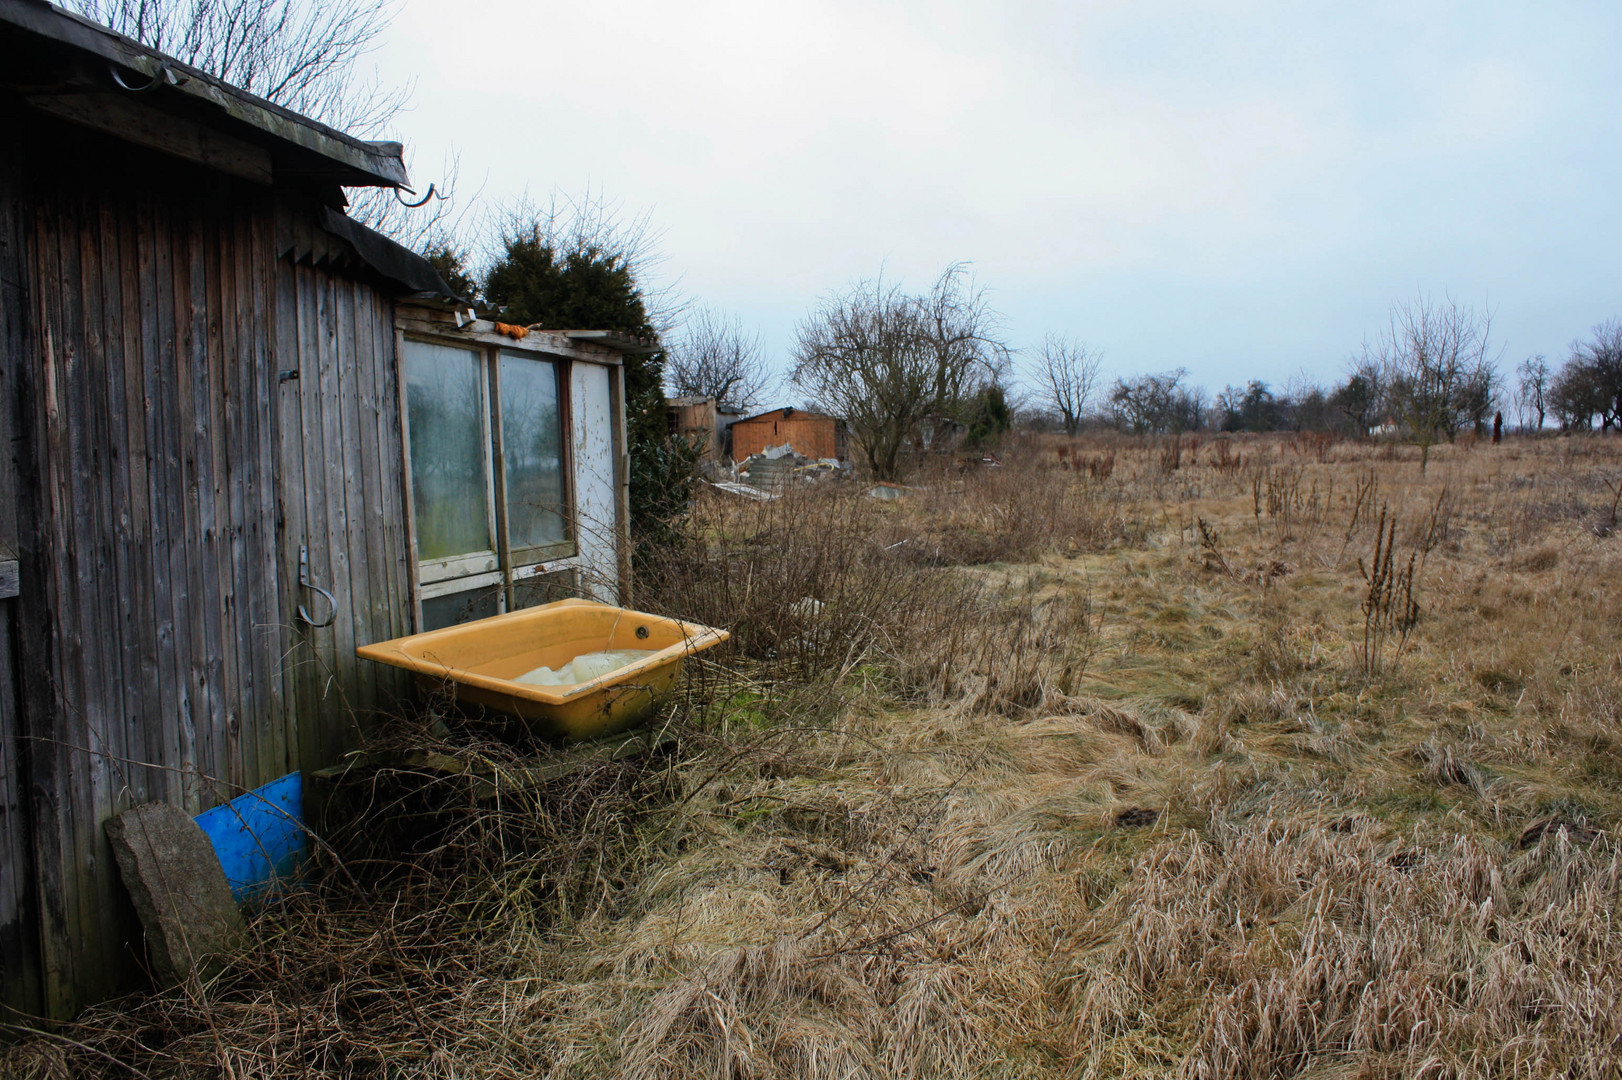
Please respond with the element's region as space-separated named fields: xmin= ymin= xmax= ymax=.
xmin=1357 ymin=505 xmax=1423 ymax=675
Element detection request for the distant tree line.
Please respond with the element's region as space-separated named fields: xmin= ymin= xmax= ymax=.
xmin=1023 ymin=295 xmax=1622 ymax=461
xmin=788 ymin=277 xmax=1622 ymax=482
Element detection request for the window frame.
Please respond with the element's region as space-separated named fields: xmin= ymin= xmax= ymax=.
xmin=398 ymin=331 xmax=578 ymax=627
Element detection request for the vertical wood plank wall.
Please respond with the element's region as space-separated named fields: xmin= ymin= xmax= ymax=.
xmin=275 ymin=253 xmax=413 ymax=777
xmin=18 ymin=140 xmax=291 ymax=1015
xmin=3 ymin=121 xmax=415 ymax=1019
xmin=0 ymin=96 xmax=42 ymax=1019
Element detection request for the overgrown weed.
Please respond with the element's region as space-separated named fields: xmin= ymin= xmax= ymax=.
xmin=10 ymin=434 xmax=1622 ymax=1079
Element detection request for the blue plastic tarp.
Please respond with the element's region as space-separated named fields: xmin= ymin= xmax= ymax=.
xmin=194 ymin=772 xmax=305 ymax=902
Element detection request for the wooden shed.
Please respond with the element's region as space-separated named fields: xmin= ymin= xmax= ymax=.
xmin=0 ymin=0 xmax=639 ymax=1020
xmin=665 ymin=395 xmax=719 ymax=461
xmin=729 ymin=407 xmax=847 ymax=463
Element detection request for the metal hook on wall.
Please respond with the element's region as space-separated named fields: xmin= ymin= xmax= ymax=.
xmin=296 ymin=545 xmax=338 ymax=628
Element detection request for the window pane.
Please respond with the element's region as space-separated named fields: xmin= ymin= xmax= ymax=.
xmin=499 ymin=352 xmax=567 ymax=548
xmin=512 ymin=568 xmax=578 ymax=610
xmin=404 ymin=341 xmax=492 ymax=560
xmin=421 ymin=585 xmax=500 ymax=631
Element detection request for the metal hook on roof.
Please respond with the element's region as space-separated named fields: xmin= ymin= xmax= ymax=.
xmin=394 ymin=183 xmax=440 ymax=209
xmin=110 ymin=62 xmax=187 ymax=93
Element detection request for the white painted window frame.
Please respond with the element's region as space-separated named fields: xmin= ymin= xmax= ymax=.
xmin=394 ymin=311 xmax=630 ymax=631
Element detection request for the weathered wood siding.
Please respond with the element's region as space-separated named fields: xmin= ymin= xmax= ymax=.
xmin=666 ymin=397 xmax=718 ymax=461
xmin=1 ymin=117 xmax=414 ymax=1019
xmin=0 ymin=95 xmax=42 ymax=1020
xmin=12 ymin=127 xmax=292 ymax=1015
xmin=274 ymin=236 xmax=413 ymax=775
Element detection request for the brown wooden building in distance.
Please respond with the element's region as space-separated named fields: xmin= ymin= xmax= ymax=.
xmin=730 ymin=407 xmax=847 ymax=462
xmin=665 ymin=395 xmax=719 ymax=461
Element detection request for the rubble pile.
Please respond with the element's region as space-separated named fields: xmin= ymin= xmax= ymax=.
xmin=733 ymin=443 xmax=851 ymax=492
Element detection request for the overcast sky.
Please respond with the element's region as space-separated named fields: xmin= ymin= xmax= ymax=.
xmin=372 ymin=0 xmax=1622 ymax=398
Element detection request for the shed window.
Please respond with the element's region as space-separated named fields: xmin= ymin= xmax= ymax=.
xmin=402 ymin=339 xmax=572 ymax=629
xmin=404 ymin=341 xmax=493 ymax=561
xmin=498 ymin=350 xmax=567 ymax=552
xmin=420 ymin=584 xmax=500 ymax=630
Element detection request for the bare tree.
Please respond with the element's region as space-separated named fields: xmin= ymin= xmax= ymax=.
xmin=1516 ymin=355 xmax=1551 ymax=432
xmin=666 ymin=308 xmax=771 ymax=412
xmin=791 ymin=264 xmax=1006 ymax=480
xmin=914 ymin=265 xmax=1010 ymax=437
xmin=1328 ymin=362 xmax=1384 ymax=437
xmin=1549 ymin=357 xmax=1605 ymax=430
xmin=1109 ymin=369 xmax=1197 ymax=434
xmin=1565 ymin=319 xmax=1622 ymax=430
xmin=1282 ymin=373 xmax=1334 ymax=433
xmin=1368 ymin=294 xmax=1500 ymax=470
xmin=1179 ymin=383 xmax=1210 ymax=432
xmin=1215 ymin=381 xmax=1281 ymax=432
xmin=1035 ymin=335 xmax=1102 ymax=436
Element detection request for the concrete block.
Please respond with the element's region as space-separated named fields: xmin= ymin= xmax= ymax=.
xmin=104 ymin=803 xmax=246 ymax=986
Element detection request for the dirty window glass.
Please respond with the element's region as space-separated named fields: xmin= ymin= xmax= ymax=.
xmin=403 ymin=341 xmax=492 ymax=560
xmin=420 ymin=585 xmax=500 ymax=631
xmin=511 ymin=568 xmax=579 ymax=610
xmin=499 ymin=352 xmax=567 ymax=549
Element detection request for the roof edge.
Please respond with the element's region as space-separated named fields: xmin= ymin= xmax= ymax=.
xmin=318 ymin=207 xmax=459 ymax=300
xmin=0 ymin=0 xmax=409 ymax=187
xmin=736 ymin=407 xmax=839 ymax=424
xmin=559 ymin=330 xmax=661 ymax=354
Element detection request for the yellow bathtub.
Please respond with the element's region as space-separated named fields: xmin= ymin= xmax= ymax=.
xmin=356 ymin=599 xmax=729 ymax=740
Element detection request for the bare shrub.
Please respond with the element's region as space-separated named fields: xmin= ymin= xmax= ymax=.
xmin=1341 ymin=467 xmax=1380 ymax=549
xmin=1078 ymin=449 xmax=1117 ymax=481
xmin=638 ymin=486 xmax=960 ymax=682
xmin=1286 ymin=430 xmax=1336 ymax=463
xmin=1602 ymin=471 xmax=1622 ymax=530
xmin=3 ymin=711 xmax=682 ymax=1079
xmin=1159 ymin=434 xmax=1186 ymax=473
xmin=1196 ymin=517 xmax=1235 ymax=576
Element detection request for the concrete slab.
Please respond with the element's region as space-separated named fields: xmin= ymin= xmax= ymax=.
xmin=104 ymin=802 xmax=246 ymax=986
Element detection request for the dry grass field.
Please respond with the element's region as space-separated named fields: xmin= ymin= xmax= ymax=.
xmin=9 ymin=433 xmax=1622 ymax=1079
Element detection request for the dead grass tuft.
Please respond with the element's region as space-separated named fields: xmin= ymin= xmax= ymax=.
xmin=1412 ymin=738 xmax=1487 ymax=793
